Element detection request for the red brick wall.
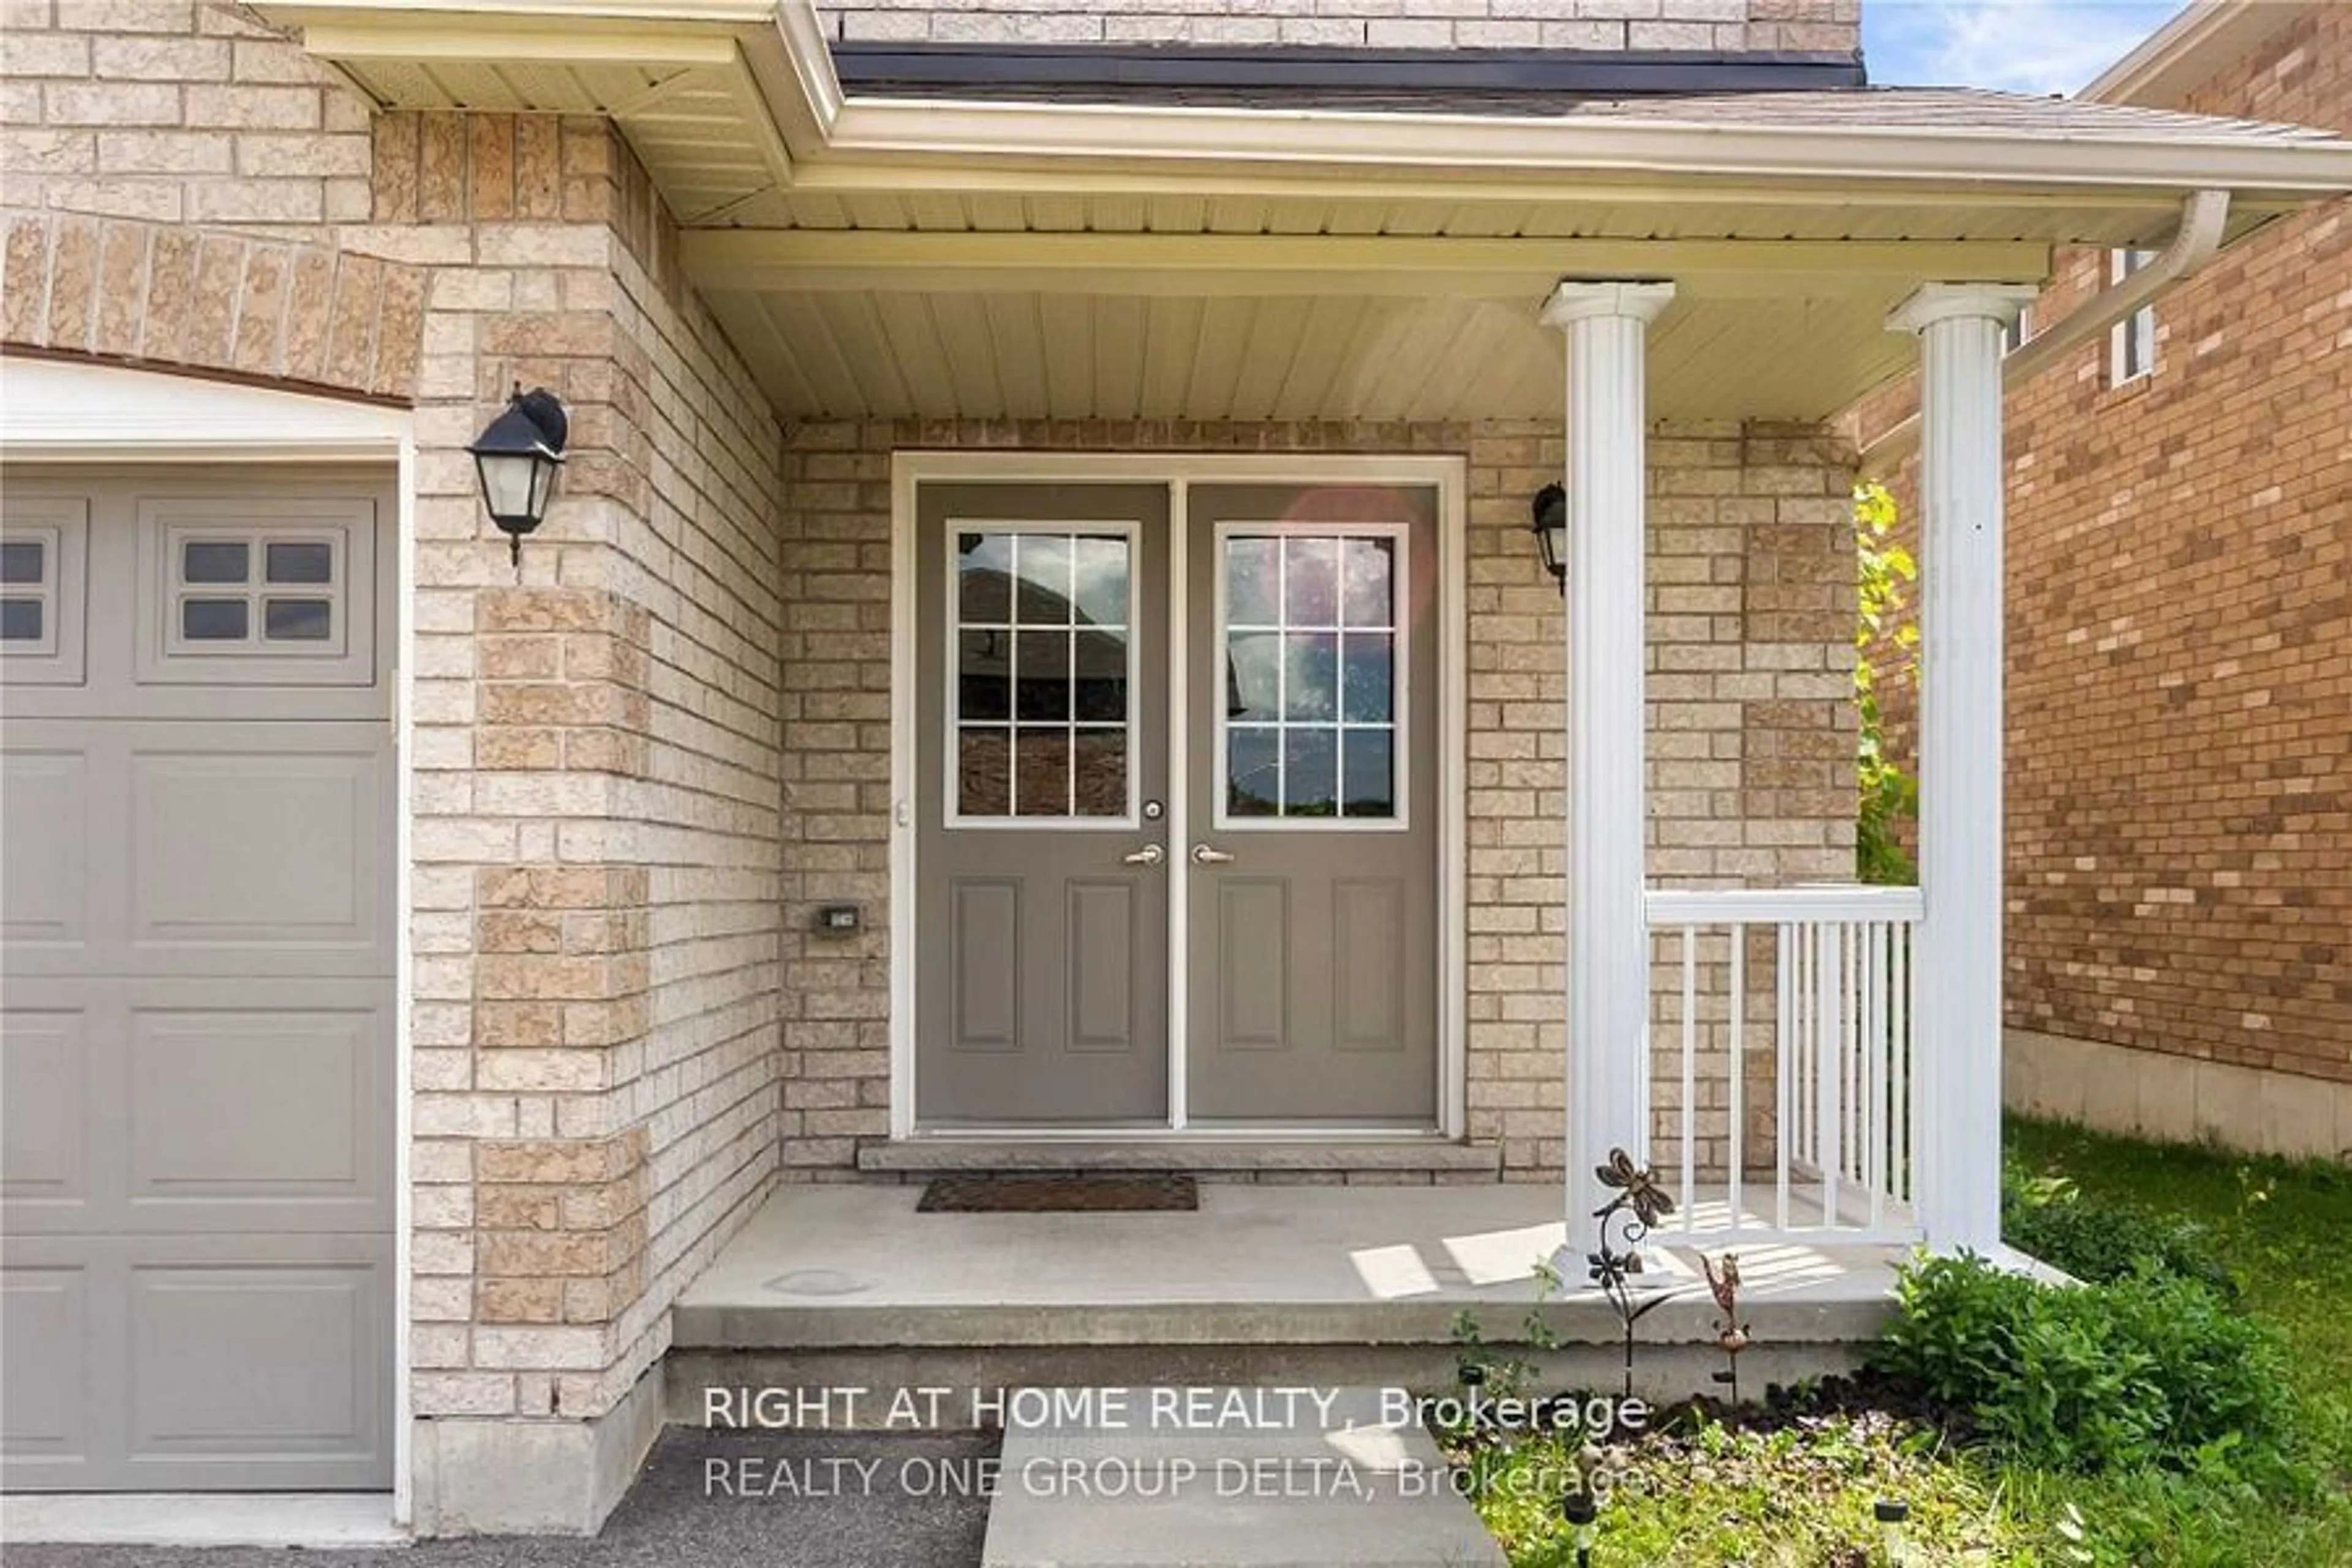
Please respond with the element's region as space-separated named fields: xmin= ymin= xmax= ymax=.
xmin=1869 ymin=4 xmax=2351 ymax=1090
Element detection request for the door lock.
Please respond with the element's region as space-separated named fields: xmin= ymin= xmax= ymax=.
xmin=1191 ymin=843 xmax=1236 ymax=865
xmin=1121 ymin=843 xmax=1166 ymax=867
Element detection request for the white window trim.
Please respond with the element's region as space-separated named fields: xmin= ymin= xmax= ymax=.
xmin=889 ymin=450 xmax=1468 ymax=1143
xmin=2108 ymin=249 xmax=2157 ymax=385
xmin=0 ymin=356 xmax=416 ymax=1537
xmin=940 ymin=516 xmax=1144 ymax=832
xmin=1210 ymin=517 xmax=1411 ymax=835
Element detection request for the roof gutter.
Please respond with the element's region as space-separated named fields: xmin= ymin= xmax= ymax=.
xmin=1858 ymin=187 xmax=2231 ymax=475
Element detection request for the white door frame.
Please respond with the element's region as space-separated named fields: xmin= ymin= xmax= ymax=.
xmin=0 ymin=357 xmax=415 ymax=1540
xmin=888 ymin=450 xmax=1468 ymax=1141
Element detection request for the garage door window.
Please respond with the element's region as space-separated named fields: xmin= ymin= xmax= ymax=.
xmin=1 ymin=533 xmax=52 ymax=649
xmin=136 ymin=497 xmax=375 ymax=687
xmin=170 ymin=531 xmax=340 ymax=652
xmin=0 ymin=498 xmax=86 ymax=684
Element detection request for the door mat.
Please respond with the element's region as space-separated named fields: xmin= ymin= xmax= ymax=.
xmin=917 ymin=1174 xmax=1199 ymax=1213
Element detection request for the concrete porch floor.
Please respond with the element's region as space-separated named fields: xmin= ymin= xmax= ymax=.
xmin=668 ymin=1184 xmax=1915 ymax=1408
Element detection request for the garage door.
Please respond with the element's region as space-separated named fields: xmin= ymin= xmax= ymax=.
xmin=1 ymin=468 xmax=396 ymax=1491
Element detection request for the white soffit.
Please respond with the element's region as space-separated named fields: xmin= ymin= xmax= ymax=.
xmin=698 ymin=282 xmax=1937 ymax=424
xmin=252 ymin=0 xmax=2352 ymax=421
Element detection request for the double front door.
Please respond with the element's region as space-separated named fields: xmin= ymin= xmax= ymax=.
xmin=914 ymin=477 xmax=1440 ymax=1128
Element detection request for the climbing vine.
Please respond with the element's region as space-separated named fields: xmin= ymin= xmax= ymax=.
xmin=1854 ymin=481 xmax=1919 ymax=886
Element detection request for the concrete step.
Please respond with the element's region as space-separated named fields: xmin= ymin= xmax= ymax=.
xmin=978 ymin=1387 xmax=1506 ymax=1568
xmin=665 ymin=1185 xmax=1895 ymax=1424
xmin=854 ymin=1138 xmax=1502 ymax=1182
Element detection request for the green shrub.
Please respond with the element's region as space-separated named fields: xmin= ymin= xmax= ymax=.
xmin=1869 ymin=1252 xmax=2294 ymax=1475
xmin=2002 ymin=1163 xmax=2237 ymax=1296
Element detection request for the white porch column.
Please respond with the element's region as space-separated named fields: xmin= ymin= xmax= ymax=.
xmin=1888 ymin=282 xmax=2035 ymax=1253
xmin=1542 ymin=280 xmax=1674 ymax=1233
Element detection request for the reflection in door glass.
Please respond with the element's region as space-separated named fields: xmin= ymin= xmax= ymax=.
xmin=1222 ymin=532 xmax=1400 ymax=821
xmin=955 ymin=529 xmax=1132 ymax=820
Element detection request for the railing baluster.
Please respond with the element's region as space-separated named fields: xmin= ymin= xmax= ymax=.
xmin=1891 ymin=926 xmax=1910 ymax=1213
xmin=1866 ymin=919 xmax=1885 ymax=1232
xmin=1729 ymin=928 xmax=1746 ymax=1238
xmin=1847 ymin=919 xmax=1863 ymax=1188
xmin=1818 ymin=921 xmax=1842 ymax=1232
xmin=1679 ymin=924 xmax=1696 ymax=1237
xmin=1776 ymin=918 xmax=1793 ymax=1236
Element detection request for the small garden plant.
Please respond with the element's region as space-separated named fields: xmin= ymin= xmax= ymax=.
xmin=1439 ymin=1120 xmax=2352 ymax=1567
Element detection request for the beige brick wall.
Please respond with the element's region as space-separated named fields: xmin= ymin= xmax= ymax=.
xmin=1 ymin=1 xmax=789 ymax=1444
xmin=1861 ymin=3 xmax=2351 ymax=1106
xmin=774 ymin=418 xmax=1857 ymax=1183
xmin=391 ymin=115 xmax=788 ymax=1423
xmin=816 ymin=0 xmax=1860 ymax=54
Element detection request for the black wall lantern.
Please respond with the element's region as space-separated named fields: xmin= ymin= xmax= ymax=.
xmin=1529 ymin=481 xmax=1567 ymax=593
xmin=467 ymin=384 xmax=568 ymax=570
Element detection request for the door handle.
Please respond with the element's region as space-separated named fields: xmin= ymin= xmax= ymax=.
xmin=1121 ymin=843 xmax=1166 ymax=867
xmin=1191 ymin=843 xmax=1235 ymax=865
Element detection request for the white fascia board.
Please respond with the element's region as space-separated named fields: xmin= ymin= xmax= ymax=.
xmin=261 ymin=0 xmax=780 ymax=26
xmin=814 ymin=95 xmax=2352 ymax=198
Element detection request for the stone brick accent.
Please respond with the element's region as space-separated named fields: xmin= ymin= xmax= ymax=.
xmin=816 ymin=0 xmax=1859 ymax=55
xmin=472 ymin=1130 xmax=648 ymax=1352
xmin=0 ymin=206 xmax=423 ymax=398
xmin=774 ymin=417 xmax=1857 ymax=1184
xmin=1856 ymin=0 xmax=2350 ymax=1123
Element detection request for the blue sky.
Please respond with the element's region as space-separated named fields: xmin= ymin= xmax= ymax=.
xmin=1861 ymin=0 xmax=2190 ymax=94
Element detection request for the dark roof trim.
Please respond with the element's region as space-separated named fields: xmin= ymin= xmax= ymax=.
xmin=831 ymin=42 xmax=1870 ymax=100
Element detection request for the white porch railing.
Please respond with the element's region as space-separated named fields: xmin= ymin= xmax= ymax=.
xmin=1641 ymin=886 xmax=1926 ymax=1247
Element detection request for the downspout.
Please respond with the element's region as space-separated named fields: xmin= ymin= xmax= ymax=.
xmin=1858 ymin=188 xmax=2231 ymax=475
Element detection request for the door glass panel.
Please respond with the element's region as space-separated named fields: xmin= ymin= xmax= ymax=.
xmin=1226 ymin=537 xmax=1279 ymax=625
xmin=1282 ymin=633 xmax=1337 ymax=722
xmin=953 ymin=527 xmax=1132 ymax=821
xmin=958 ymin=728 xmax=1011 ymax=816
xmin=1015 ymin=629 xmax=1071 ymax=722
xmin=1341 ymin=634 xmax=1393 ymax=723
xmin=1283 ymin=728 xmax=1338 ymax=816
xmin=958 ymin=533 xmax=1014 ymax=620
xmin=1219 ymin=529 xmax=1403 ymax=824
xmin=1343 ymin=537 xmax=1393 ymax=628
xmin=959 ymin=629 xmax=1011 ymax=721
xmin=1227 ymin=727 xmax=1280 ymax=817
xmin=1014 ymin=726 xmax=1072 ymax=817
xmin=0 ymin=598 xmax=42 ymax=641
xmin=1284 ymin=537 xmax=1339 ymax=624
xmin=1342 ymin=730 xmax=1395 ymax=817
xmin=1014 ymin=534 xmax=1074 ymax=624
xmin=1226 ymin=630 xmax=1279 ymax=720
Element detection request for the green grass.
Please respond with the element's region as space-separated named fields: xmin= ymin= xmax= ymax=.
xmin=1457 ymin=1117 xmax=2352 ymax=1567
xmin=1996 ymin=1117 xmax=2352 ymax=1568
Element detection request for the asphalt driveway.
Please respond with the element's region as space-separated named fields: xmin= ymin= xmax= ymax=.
xmin=6 ymin=1429 xmax=998 ymax=1568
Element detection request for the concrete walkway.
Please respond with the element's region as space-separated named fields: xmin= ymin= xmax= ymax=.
xmin=981 ymin=1387 xmax=1506 ymax=1568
